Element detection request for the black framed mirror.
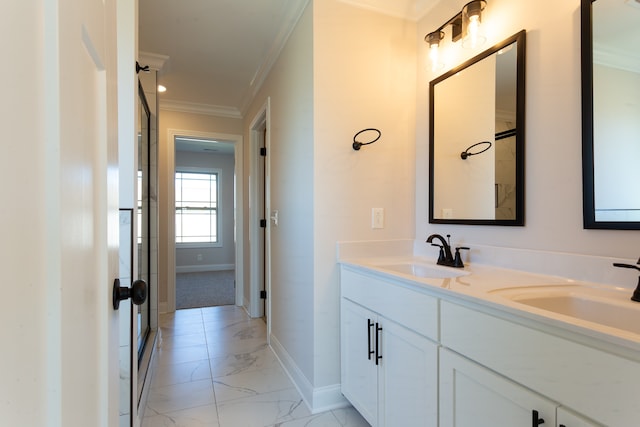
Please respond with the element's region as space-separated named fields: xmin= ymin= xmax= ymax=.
xmin=429 ymin=30 xmax=526 ymax=225
xmin=137 ymin=80 xmax=151 ymax=361
xmin=581 ymin=0 xmax=640 ymax=229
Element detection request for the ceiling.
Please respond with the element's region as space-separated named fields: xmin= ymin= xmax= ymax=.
xmin=138 ymin=0 xmax=439 ymax=119
xmin=175 ymin=137 xmax=236 ymax=154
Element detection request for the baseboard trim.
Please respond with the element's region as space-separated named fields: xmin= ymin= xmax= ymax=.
xmin=269 ymin=334 xmax=349 ymax=414
xmin=159 ymin=302 xmax=169 ymax=314
xmin=175 ymin=264 xmax=235 ymax=274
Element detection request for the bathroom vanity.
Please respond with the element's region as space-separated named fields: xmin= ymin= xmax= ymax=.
xmin=340 ymin=258 xmax=640 ymax=426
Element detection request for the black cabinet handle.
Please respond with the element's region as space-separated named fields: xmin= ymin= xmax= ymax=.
xmin=375 ymin=323 xmax=383 ymax=365
xmin=559 ymin=425 xmax=566 ymax=427
xmin=532 ymin=410 xmax=545 ymax=426
xmin=367 ymin=319 xmax=374 ymax=360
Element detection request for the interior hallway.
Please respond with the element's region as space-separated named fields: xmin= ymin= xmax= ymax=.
xmin=142 ymin=306 xmax=369 ymax=426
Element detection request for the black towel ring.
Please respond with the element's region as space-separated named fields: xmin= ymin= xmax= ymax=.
xmin=352 ymin=128 xmax=382 ymax=151
xmin=461 ymin=141 xmax=492 ymax=159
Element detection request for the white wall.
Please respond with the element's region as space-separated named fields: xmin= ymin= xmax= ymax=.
xmin=244 ymin=0 xmax=417 ymax=410
xmin=416 ymin=0 xmax=639 ymax=281
xmin=244 ymin=0 xmax=316 ymax=394
xmin=313 ymin=0 xmax=416 ymax=396
xmin=174 ymin=151 xmax=236 ymax=270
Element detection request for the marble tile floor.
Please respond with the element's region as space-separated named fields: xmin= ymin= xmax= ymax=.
xmin=142 ymin=305 xmax=370 ymax=427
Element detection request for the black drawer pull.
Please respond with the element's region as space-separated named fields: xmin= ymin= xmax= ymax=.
xmin=532 ymin=410 xmax=545 ymax=426
xmin=375 ymin=323 xmax=383 ymax=365
xmin=367 ymin=319 xmax=374 ymax=360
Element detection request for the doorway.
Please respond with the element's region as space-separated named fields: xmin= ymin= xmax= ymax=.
xmin=249 ymin=100 xmax=271 ymax=321
xmin=174 ymin=137 xmax=236 ymax=309
xmin=166 ymin=129 xmax=244 ymax=313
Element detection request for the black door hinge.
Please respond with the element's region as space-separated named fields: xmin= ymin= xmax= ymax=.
xmin=260 ymin=290 xmax=267 ymax=299
xmin=260 ymin=219 xmax=267 ymax=228
xmin=260 ymin=147 xmax=267 ymax=156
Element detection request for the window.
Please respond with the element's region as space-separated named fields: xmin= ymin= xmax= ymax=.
xmin=175 ymin=170 xmax=219 ymax=244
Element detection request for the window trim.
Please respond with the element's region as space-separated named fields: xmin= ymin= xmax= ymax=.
xmin=175 ymin=167 xmax=223 ymax=248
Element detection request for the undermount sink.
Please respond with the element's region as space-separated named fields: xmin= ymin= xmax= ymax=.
xmin=377 ymin=262 xmax=468 ymax=279
xmin=491 ymin=285 xmax=640 ymax=335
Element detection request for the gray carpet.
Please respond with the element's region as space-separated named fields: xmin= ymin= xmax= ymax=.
xmin=176 ymin=270 xmax=235 ymax=309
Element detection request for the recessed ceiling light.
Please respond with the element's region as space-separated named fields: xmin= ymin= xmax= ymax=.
xmin=157 ymin=84 xmax=167 ymax=93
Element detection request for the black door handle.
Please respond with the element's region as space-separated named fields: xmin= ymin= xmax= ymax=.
xmin=113 ymin=278 xmax=147 ymax=310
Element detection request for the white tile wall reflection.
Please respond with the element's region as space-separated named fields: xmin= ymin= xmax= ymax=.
xmin=119 ymin=209 xmax=133 ymax=425
xmin=143 ymin=306 xmax=370 ymax=427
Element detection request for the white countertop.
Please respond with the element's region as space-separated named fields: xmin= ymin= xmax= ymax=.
xmin=340 ymin=255 xmax=640 ymax=355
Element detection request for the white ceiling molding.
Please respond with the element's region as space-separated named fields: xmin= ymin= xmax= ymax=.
xmin=160 ymin=100 xmax=243 ymax=119
xmin=139 ymin=51 xmax=169 ymax=72
xmin=239 ymin=0 xmax=311 ymax=116
xmin=594 ymin=46 xmax=640 ymax=74
xmin=338 ymin=0 xmax=438 ymax=21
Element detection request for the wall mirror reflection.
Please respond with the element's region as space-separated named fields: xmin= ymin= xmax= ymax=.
xmin=582 ymin=0 xmax=640 ymax=229
xmin=137 ymin=80 xmax=151 ymax=363
xmin=429 ymin=30 xmax=526 ymax=225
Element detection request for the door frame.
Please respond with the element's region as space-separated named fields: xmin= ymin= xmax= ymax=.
xmin=166 ymin=129 xmax=244 ymax=312
xmin=249 ymin=99 xmax=271 ymax=320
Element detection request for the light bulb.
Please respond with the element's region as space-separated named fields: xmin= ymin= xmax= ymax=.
xmin=467 ymin=16 xmax=480 ymax=47
xmin=429 ymin=44 xmax=440 ymax=72
xmin=461 ymin=0 xmax=487 ymax=49
xmin=462 ymin=14 xmax=486 ymax=49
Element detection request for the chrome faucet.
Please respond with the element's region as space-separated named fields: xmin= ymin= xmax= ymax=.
xmin=426 ymin=234 xmax=469 ymax=268
xmin=613 ymin=257 xmax=640 ymax=302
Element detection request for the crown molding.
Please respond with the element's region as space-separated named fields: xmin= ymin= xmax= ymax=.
xmin=239 ymin=0 xmax=311 ymax=115
xmin=336 ymin=0 xmax=435 ymax=21
xmin=160 ymin=100 xmax=242 ymax=119
xmin=594 ymin=46 xmax=640 ymax=74
xmin=139 ymin=51 xmax=170 ymax=72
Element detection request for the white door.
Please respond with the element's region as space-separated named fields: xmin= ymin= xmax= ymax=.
xmin=557 ymin=407 xmax=603 ymax=427
xmin=440 ymin=348 xmax=556 ymax=427
xmin=340 ymin=299 xmax=378 ymax=425
xmin=379 ymin=319 xmax=438 ymax=426
xmin=2 ymin=0 xmax=120 ymax=425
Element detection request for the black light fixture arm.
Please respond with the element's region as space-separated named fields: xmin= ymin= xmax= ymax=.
xmin=461 ymin=140 xmax=492 ymax=159
xmin=426 ymin=9 xmax=464 ymax=44
xmin=352 ymin=128 xmax=382 ymax=151
xmin=425 ymin=0 xmax=487 ymax=44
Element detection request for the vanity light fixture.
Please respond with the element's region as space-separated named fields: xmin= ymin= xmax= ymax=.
xmin=157 ymin=84 xmax=167 ymax=93
xmin=425 ymin=1 xmax=487 ymax=70
xmin=461 ymin=0 xmax=487 ymax=49
xmin=425 ymin=30 xmax=445 ymax=72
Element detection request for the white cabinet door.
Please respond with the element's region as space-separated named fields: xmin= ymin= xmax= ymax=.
xmin=341 ymin=299 xmax=378 ymax=425
xmin=379 ymin=318 xmax=438 ymax=426
xmin=557 ymin=407 xmax=603 ymax=427
xmin=440 ymin=348 xmax=557 ymax=427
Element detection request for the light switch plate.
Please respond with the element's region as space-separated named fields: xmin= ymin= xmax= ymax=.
xmin=372 ymin=208 xmax=384 ymax=229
